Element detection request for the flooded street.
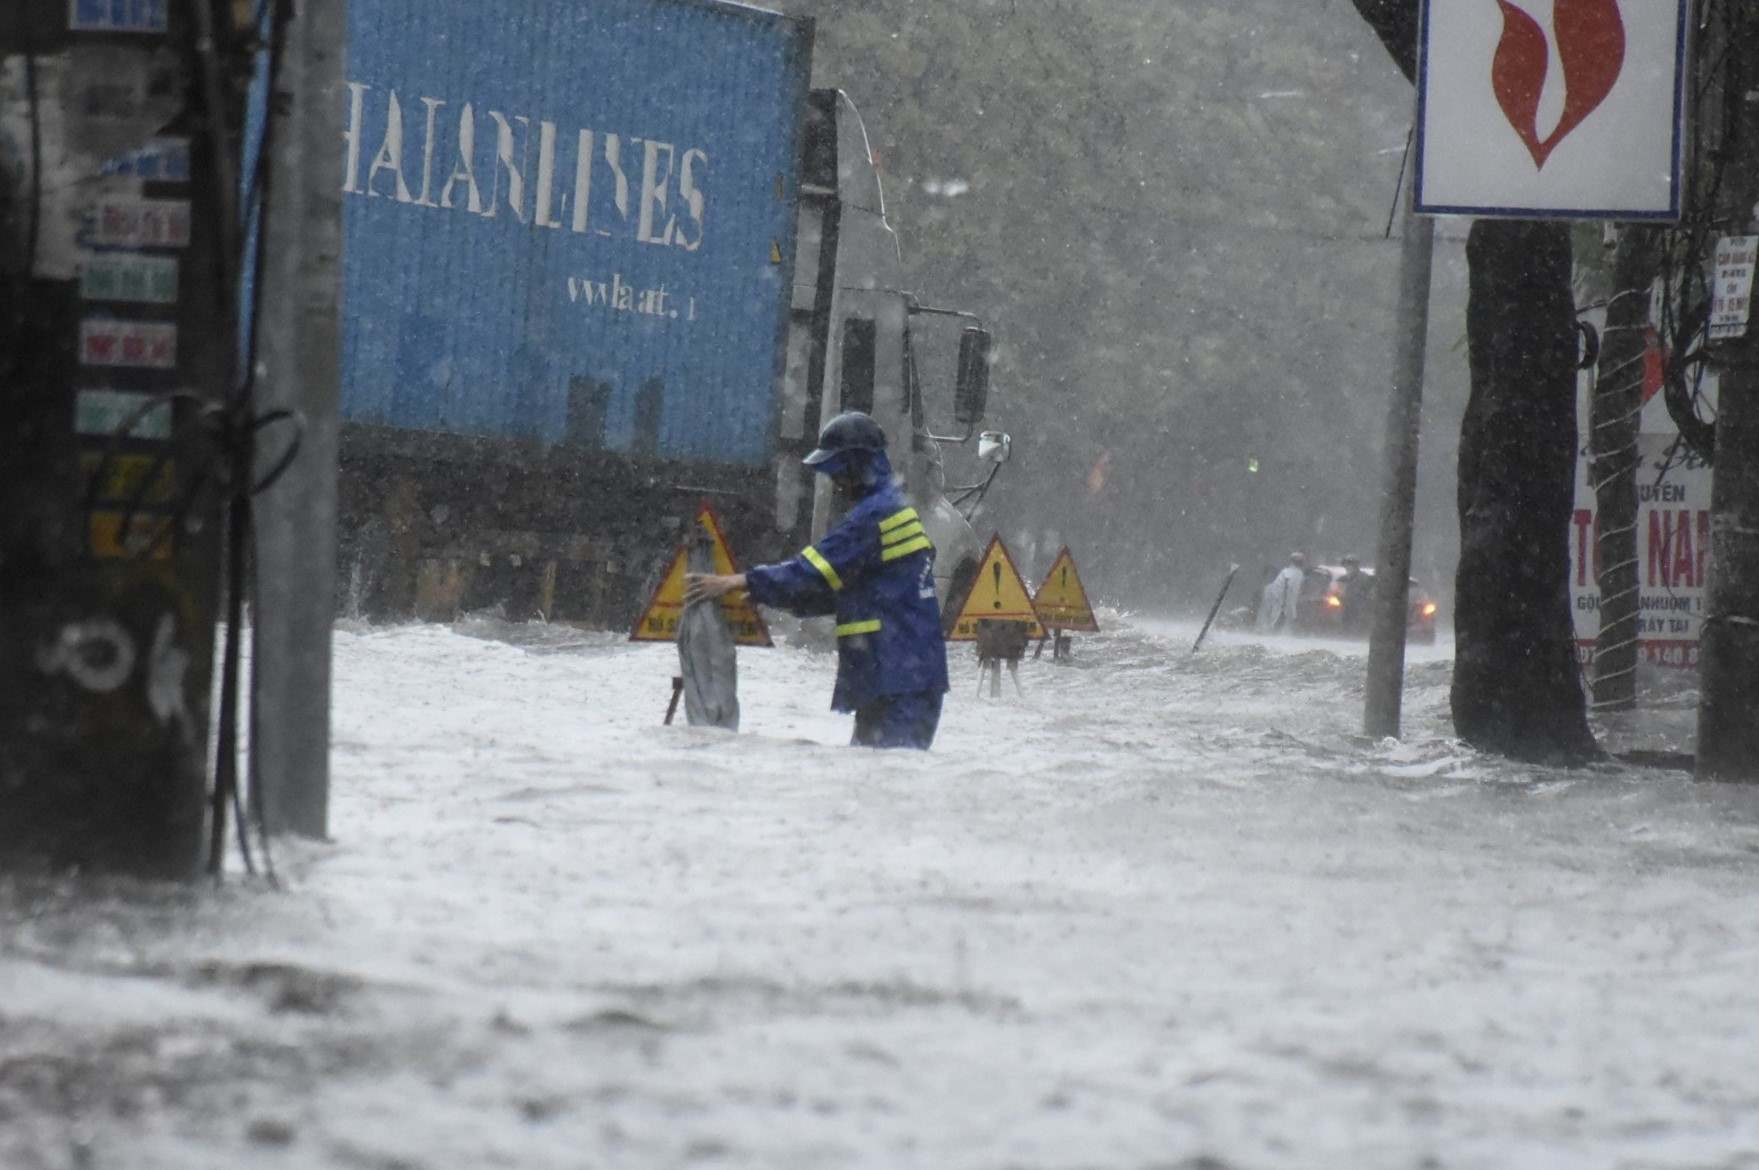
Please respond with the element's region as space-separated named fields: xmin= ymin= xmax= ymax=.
xmin=5 ymin=616 xmax=1759 ymax=1170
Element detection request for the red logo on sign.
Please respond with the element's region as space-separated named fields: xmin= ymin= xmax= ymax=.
xmin=1492 ymin=0 xmax=1626 ymax=169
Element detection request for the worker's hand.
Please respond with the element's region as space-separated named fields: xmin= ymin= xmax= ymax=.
xmin=684 ymin=573 xmax=745 ymax=605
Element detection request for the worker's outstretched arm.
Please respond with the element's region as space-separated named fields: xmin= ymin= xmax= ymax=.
xmin=737 ymin=513 xmax=878 ymax=617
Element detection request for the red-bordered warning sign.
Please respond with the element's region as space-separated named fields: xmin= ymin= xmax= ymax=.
xmin=1032 ymin=547 xmax=1099 ymax=633
xmin=629 ymin=502 xmax=772 ymax=647
xmin=947 ymin=535 xmax=1045 ymax=642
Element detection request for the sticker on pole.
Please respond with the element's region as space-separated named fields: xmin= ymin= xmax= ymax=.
xmin=1710 ymin=236 xmax=1758 ymax=342
xmin=1415 ymin=0 xmax=1689 ymax=220
xmin=1032 ymin=547 xmax=1099 ymax=634
xmin=947 ymin=536 xmax=1045 ymax=642
xmin=630 ymin=503 xmax=772 ymax=647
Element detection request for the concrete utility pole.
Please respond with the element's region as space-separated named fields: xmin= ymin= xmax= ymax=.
xmin=250 ymin=0 xmax=345 ymax=837
xmin=0 ymin=1 xmax=235 ymax=876
xmin=1364 ymin=141 xmax=1433 ymax=740
xmin=1698 ymin=5 xmax=1759 ymax=782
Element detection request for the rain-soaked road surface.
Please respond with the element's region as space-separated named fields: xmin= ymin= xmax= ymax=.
xmin=4 ymin=614 xmax=1756 ymax=1170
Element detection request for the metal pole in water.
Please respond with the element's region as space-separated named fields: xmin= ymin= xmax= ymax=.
xmin=1364 ymin=140 xmax=1434 ymax=740
xmin=1190 ymin=563 xmax=1240 ymax=654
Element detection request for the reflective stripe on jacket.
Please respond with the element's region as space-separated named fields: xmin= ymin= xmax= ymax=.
xmin=744 ymin=482 xmax=950 ymax=711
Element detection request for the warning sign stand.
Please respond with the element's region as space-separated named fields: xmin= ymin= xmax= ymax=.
xmin=1030 ymin=546 xmax=1099 ymax=662
xmin=976 ymin=620 xmax=1031 ymax=698
xmin=947 ymin=535 xmax=1043 ymax=697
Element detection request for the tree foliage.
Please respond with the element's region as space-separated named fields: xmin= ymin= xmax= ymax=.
xmin=775 ymin=0 xmax=1441 ymax=598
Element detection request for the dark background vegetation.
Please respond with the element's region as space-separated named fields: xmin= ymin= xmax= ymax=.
xmin=774 ymin=0 xmax=1479 ymax=611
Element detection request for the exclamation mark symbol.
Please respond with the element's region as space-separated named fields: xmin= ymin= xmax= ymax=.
xmin=1061 ymin=567 xmax=1068 ymax=590
xmin=992 ymin=561 xmax=1003 ymax=610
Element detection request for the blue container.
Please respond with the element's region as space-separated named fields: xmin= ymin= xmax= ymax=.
xmin=339 ymin=0 xmax=811 ymax=467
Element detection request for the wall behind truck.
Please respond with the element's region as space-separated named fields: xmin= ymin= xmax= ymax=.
xmin=335 ymin=0 xmax=812 ymax=624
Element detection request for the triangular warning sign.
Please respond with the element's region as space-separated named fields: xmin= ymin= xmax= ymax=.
xmin=947 ymin=535 xmax=1045 ymax=642
xmin=630 ymin=503 xmax=773 ymax=647
xmin=1033 ymin=547 xmax=1099 ymax=633
xmin=770 ymin=240 xmax=783 ymax=264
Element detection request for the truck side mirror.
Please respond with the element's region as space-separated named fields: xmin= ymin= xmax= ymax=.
xmin=954 ymin=327 xmax=992 ymax=428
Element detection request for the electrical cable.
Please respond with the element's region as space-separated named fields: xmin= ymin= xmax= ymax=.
xmin=1383 ymin=123 xmax=1413 ymax=241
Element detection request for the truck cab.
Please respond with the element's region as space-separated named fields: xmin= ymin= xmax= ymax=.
xmin=782 ymin=91 xmax=1004 ymax=609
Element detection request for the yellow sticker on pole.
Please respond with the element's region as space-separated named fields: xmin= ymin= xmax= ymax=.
xmin=1032 ymin=546 xmax=1100 ymax=633
xmin=79 ymin=453 xmax=177 ymax=506
xmin=629 ymin=502 xmax=773 ymax=647
xmin=89 ymin=511 xmax=172 ymax=560
xmin=947 ymin=535 xmax=1045 ymax=642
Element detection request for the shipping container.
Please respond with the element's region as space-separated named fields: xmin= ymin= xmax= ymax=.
xmin=332 ymin=0 xmax=1004 ymax=627
xmin=340 ymin=0 xmax=811 ymax=465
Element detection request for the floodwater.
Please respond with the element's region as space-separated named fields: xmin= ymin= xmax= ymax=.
xmin=4 ymin=614 xmax=1756 ymax=1170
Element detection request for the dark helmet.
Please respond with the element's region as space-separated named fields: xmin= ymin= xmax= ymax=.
xmin=803 ymin=411 xmax=888 ymax=467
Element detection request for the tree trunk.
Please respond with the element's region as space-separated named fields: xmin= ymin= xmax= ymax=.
xmin=1589 ymin=227 xmax=1662 ymax=711
xmin=1452 ymin=221 xmax=1598 ymax=761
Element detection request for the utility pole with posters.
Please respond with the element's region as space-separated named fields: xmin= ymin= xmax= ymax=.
xmin=0 ymin=1 xmax=249 ymax=877
xmin=1696 ymin=3 xmax=1759 ymax=782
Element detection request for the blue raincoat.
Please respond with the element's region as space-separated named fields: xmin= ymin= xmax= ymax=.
xmin=744 ymin=469 xmax=950 ymax=734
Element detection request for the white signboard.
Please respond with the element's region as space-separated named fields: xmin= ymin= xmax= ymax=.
xmin=1417 ymin=0 xmax=1689 ymax=219
xmin=88 ymin=198 xmax=191 ymax=249
xmin=1571 ymin=325 xmax=1717 ymax=671
xmin=81 ymin=253 xmax=179 ymax=303
xmin=75 ymin=388 xmax=173 ymax=439
xmin=1709 ymin=236 xmax=1758 ymax=341
xmin=101 ymin=137 xmax=190 ymax=183
xmin=79 ymin=319 xmax=177 ymax=369
xmin=1572 ymin=435 xmax=1713 ymax=670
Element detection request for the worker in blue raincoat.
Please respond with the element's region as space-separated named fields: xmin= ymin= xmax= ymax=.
xmin=684 ymin=412 xmax=950 ymax=749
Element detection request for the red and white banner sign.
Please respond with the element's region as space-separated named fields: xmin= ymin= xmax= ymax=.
xmin=89 ymin=198 xmax=191 ymax=249
xmin=1572 ymin=436 xmax=1712 ymax=670
xmin=1417 ymin=0 xmax=1689 ymax=219
xmin=1571 ymin=319 xmax=1715 ymax=670
xmin=79 ymin=319 xmax=177 ymax=370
